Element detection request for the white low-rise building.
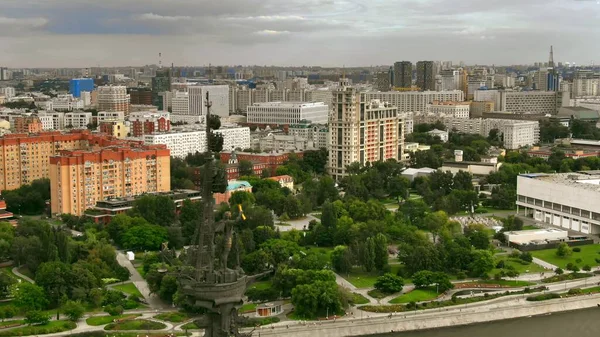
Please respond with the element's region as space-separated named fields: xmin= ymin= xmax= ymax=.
xmin=38 ymin=115 xmax=54 ymax=130
xmin=143 ymin=126 xmax=250 ymax=158
xmin=38 ymin=112 xmax=65 ymax=130
xmin=428 ymin=101 xmax=470 ymax=118
xmin=0 ymin=87 xmax=16 ymax=99
xmin=427 ymin=129 xmax=449 ymax=142
xmin=504 ymin=229 xmax=568 ymax=245
xmin=51 ymin=94 xmax=84 ymax=111
xmin=64 ymin=112 xmax=93 ymax=129
xmin=247 ymin=101 xmax=329 ymax=125
xmin=98 ymin=111 xmax=125 ymax=123
xmin=516 ymin=171 xmax=600 ymax=234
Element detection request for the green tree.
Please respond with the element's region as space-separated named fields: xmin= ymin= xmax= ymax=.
xmin=388 ymin=176 xmax=410 ymax=204
xmin=283 ymin=195 xmax=303 ymax=219
xmin=179 ymin=199 xmax=203 ymax=244
xmin=467 ymin=230 xmax=490 ymax=250
xmin=14 ymin=283 xmax=48 ymax=312
xmin=361 ymin=237 xmax=376 ymax=272
xmin=373 ymin=233 xmax=389 ymax=272
xmin=556 ymin=242 xmax=572 ymax=258
xmin=291 ymin=280 xmax=342 ymax=318
xmin=238 ymin=160 xmax=255 ymax=177
xmin=469 ymin=250 xmax=495 ymax=277
xmin=0 ymin=305 xmax=15 ymax=321
xmin=331 ymin=246 xmax=353 ymax=274
xmin=131 ymin=195 xmax=176 ymax=227
xmin=121 ymin=224 xmax=169 ymax=251
xmin=374 ymin=273 xmax=404 ymax=294
xmin=62 ymin=301 xmax=85 ymax=321
xmin=229 ymin=191 xmax=255 ymax=206
xmin=25 ymin=310 xmax=50 ymax=325
xmin=35 ymin=261 xmax=72 ymax=307
xmin=411 ymin=270 xmax=434 ymax=288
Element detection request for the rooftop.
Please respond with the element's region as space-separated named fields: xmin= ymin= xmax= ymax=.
xmin=520 ymin=171 xmax=600 ymax=192
xmin=226 ymin=180 xmax=252 ymax=191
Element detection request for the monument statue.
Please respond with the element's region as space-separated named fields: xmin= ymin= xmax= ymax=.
xmin=175 ymin=92 xmax=265 ymax=337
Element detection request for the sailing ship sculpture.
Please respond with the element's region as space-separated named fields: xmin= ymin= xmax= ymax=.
xmin=176 ymin=92 xmax=258 ymax=337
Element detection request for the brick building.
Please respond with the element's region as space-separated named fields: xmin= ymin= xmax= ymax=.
xmin=218 ymin=151 xmax=303 ymax=180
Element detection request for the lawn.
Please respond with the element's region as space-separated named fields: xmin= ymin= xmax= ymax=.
xmin=105 ymin=319 xmax=166 ymax=331
xmin=531 ymin=244 xmax=600 ymax=269
xmin=343 ymin=265 xmax=402 ymax=289
xmin=86 ymin=314 xmax=141 ymax=326
xmin=304 ymin=246 xmax=335 ymax=259
xmin=388 ymin=287 xmax=438 ymax=304
xmin=154 ymin=311 xmax=191 ymax=323
xmin=248 ymin=280 xmax=272 ymax=291
xmin=0 ymin=267 xmax=24 ymax=283
xmin=135 ymin=266 xmax=146 ymax=278
xmin=490 ymin=257 xmax=546 ymax=276
xmin=349 ymin=292 xmax=370 ymax=305
xmin=478 ymin=279 xmax=534 ymax=287
xmin=181 ymin=322 xmax=199 ymax=330
xmin=112 ymin=282 xmax=143 ymax=297
xmin=239 ymin=303 xmax=257 ymax=313
xmin=0 ymin=320 xmax=76 ymax=336
xmin=0 ymin=319 xmax=24 ymax=329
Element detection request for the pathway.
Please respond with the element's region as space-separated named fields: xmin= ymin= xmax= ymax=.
xmin=333 ymin=272 xmax=379 ymax=304
xmin=532 ymin=256 xmax=558 ymax=270
xmin=276 ymin=214 xmax=319 ymax=232
xmin=11 ymin=266 xmax=34 ymax=283
xmin=115 ymin=251 xmax=168 ymax=309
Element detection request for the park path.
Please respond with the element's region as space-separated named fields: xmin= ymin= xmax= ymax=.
xmin=11 ymin=266 xmax=34 ymax=283
xmin=333 ymin=272 xmax=379 ymax=304
xmin=115 ymin=251 xmax=169 ymax=309
xmin=532 ymin=256 xmax=558 ymax=270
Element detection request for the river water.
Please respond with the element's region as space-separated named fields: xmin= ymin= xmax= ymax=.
xmin=373 ymin=308 xmax=600 ymax=337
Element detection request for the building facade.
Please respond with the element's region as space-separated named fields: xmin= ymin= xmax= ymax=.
xmin=428 ymin=101 xmax=470 ymax=118
xmin=247 ymin=102 xmax=329 ymax=125
xmin=393 ymin=61 xmax=413 ymax=88
xmin=97 ymin=86 xmax=131 ymax=115
xmin=416 ymin=61 xmax=435 ymax=91
xmin=188 ymin=85 xmax=229 ymax=118
xmin=69 ymin=78 xmax=94 ymax=98
xmin=365 ymin=90 xmax=465 ymax=113
xmin=64 ymin=112 xmax=93 ymax=129
xmin=329 ymin=86 xmax=404 ymax=181
xmin=129 ymin=111 xmax=170 ymax=137
xmin=516 ymin=172 xmax=600 ymax=235
xmin=50 ymin=144 xmax=170 ymax=216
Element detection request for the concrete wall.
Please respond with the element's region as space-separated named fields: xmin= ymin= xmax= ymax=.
xmin=245 ymin=295 xmax=600 ymax=337
xmin=511 ymin=239 xmax=594 ymax=251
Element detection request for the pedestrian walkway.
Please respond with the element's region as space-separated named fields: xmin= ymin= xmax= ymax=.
xmin=532 ymin=256 xmax=558 ymax=270
xmin=11 ymin=266 xmax=34 ymax=283
xmin=115 ymin=251 xmax=168 ymax=309
xmin=333 ymin=272 xmax=378 ymax=304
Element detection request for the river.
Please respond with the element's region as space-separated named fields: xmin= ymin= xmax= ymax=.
xmin=373 ymin=307 xmax=600 ymax=337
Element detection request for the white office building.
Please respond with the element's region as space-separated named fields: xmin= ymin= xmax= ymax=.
xmin=247 ymin=101 xmax=329 ymax=125
xmin=38 ymin=112 xmax=65 ymax=130
xmin=171 ymin=91 xmax=189 ymax=115
xmin=64 ymin=112 xmax=93 ymax=129
xmin=50 ymin=94 xmax=84 ymax=111
xmin=188 ymin=85 xmax=229 ymax=118
xmin=415 ymin=116 xmax=539 ymax=149
xmin=365 ymin=90 xmax=465 ymax=113
xmin=97 ymin=111 xmax=125 ymax=123
xmin=516 ymin=172 xmax=600 ymax=234
xmin=474 ymin=89 xmax=565 ymax=115
xmin=143 ymin=126 xmax=250 ymax=158
xmin=38 ymin=115 xmax=54 ymax=130
xmin=0 ymin=87 xmax=16 ymax=99
xmin=428 ymin=101 xmax=470 ymax=118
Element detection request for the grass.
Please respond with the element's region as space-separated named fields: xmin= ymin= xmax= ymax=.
xmin=16 ymin=266 xmax=34 ymax=279
xmin=135 ymin=266 xmax=146 ymax=278
xmin=0 ymin=319 xmax=24 ymax=328
xmin=248 ymin=280 xmax=272 ymax=291
xmin=86 ymin=314 xmax=141 ymax=326
xmin=0 ymin=266 xmax=24 ymax=283
xmin=531 ymin=244 xmax=600 ymax=268
xmin=240 ymin=303 xmax=257 ymax=313
xmin=0 ymin=320 xmax=76 ymax=336
xmin=181 ymin=322 xmax=199 ymax=330
xmin=477 ymin=279 xmax=534 ymax=287
xmin=304 ymin=246 xmax=335 ymax=259
xmin=490 ymin=258 xmax=546 ymax=276
xmin=349 ymin=292 xmax=370 ymax=305
xmin=105 ymin=319 xmax=166 ymax=331
xmin=388 ymin=287 xmax=439 ymax=304
xmin=112 ymin=282 xmax=143 ymax=297
xmin=153 ymin=311 xmax=191 ymax=323
xmin=343 ymin=265 xmax=402 ymax=289
xmin=367 ymin=289 xmax=389 ymax=299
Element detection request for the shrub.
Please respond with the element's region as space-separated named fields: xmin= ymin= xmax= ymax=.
xmin=374 ymin=273 xmax=404 ymax=294
xmin=509 ymin=251 xmax=521 ymax=259
xmin=496 ymin=260 xmax=505 ymax=269
xmin=519 ymin=252 xmax=533 ymax=263
xmin=526 ymin=293 xmax=561 ymax=301
xmin=583 ymin=265 xmax=592 ymax=272
xmin=25 ymin=310 xmax=50 ymax=325
xmin=575 ymin=258 xmax=583 ymax=264
xmin=573 ymin=247 xmax=581 ymax=252
xmin=456 ymin=272 xmax=467 ymax=280
xmin=245 ymin=287 xmax=279 ymax=302
xmin=568 ymin=288 xmax=582 ymax=295
xmin=105 ymin=305 xmax=124 ymax=316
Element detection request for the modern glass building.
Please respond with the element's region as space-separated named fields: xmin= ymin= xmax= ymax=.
xmin=69 ymin=78 xmax=94 ymax=98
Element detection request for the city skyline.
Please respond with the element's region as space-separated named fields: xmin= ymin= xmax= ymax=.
xmin=1 ymin=0 xmax=599 ymax=68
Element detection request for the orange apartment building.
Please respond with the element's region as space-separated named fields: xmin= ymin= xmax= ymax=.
xmin=0 ymin=130 xmax=160 ymax=191
xmin=14 ymin=116 xmax=43 ymax=134
xmin=50 ymin=144 xmax=170 ymax=216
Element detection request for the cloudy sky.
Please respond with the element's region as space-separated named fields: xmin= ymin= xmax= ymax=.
xmin=0 ymin=0 xmax=599 ymax=68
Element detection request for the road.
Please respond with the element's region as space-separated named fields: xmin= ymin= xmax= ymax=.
xmin=115 ymin=251 xmax=169 ymax=309
xmin=11 ymin=266 xmax=34 ymax=283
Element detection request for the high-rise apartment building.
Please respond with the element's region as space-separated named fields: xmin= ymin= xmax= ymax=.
xmin=97 ymin=86 xmax=131 ymax=115
xmin=152 ymin=69 xmax=171 ymax=110
xmin=416 ymin=61 xmax=435 ymax=91
xmin=129 ymin=88 xmax=153 ymax=105
xmin=439 ymin=70 xmax=460 ymax=91
xmin=69 ymin=78 xmax=94 ymax=98
xmin=188 ymin=85 xmax=229 ymax=118
xmin=328 ymin=84 xmax=404 ymax=181
xmin=393 ymin=61 xmax=412 ymax=88
xmin=50 ymin=143 xmax=170 ymax=216
xmin=375 ymin=71 xmax=392 ymax=91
